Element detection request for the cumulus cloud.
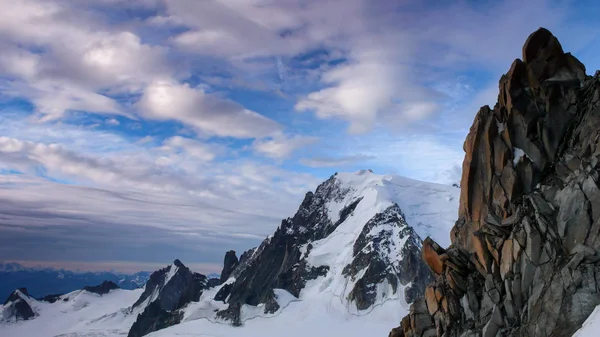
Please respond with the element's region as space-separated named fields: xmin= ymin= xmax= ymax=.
xmin=136 ymin=81 xmax=282 ymax=138
xmin=0 ymin=0 xmax=281 ymax=138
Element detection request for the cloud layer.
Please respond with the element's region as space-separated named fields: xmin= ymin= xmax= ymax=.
xmin=0 ymin=0 xmax=598 ymax=271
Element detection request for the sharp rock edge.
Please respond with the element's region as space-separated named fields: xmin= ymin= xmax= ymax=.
xmin=389 ymin=27 xmax=600 ymax=337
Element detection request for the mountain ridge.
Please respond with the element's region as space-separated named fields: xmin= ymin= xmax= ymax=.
xmin=0 ymin=170 xmax=459 ymax=337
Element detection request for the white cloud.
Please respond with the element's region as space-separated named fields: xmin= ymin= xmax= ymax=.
xmin=252 ymin=134 xmax=319 ymax=159
xmin=160 ymin=136 xmax=220 ymax=162
xmin=136 ymin=80 xmax=282 ymax=138
xmin=0 ymin=0 xmax=281 ymax=139
xmin=105 ymin=118 xmax=120 ymax=126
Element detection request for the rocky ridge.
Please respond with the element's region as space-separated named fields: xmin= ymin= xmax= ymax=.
xmin=215 ymin=171 xmax=435 ymax=325
xmin=128 ymin=259 xmax=209 ymax=337
xmin=389 ymin=28 xmax=600 ymax=337
xmin=1 ymin=288 xmax=36 ymax=322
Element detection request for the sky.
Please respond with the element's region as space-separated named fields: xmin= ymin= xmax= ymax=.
xmin=0 ymin=0 xmax=599 ymax=274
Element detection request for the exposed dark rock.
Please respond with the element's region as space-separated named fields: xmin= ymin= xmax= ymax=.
xmin=389 ymin=27 xmax=600 ymax=337
xmin=221 ymin=175 xmax=357 ymax=313
xmin=128 ymin=300 xmax=183 ymax=337
xmin=2 ymin=288 xmax=36 ymax=321
xmin=83 ymin=281 xmax=119 ymax=295
xmin=343 ymin=204 xmax=432 ymax=308
xmin=3 ymin=287 xmax=29 ymax=305
xmin=216 ymin=302 xmax=242 ymax=327
xmin=214 ymin=283 xmax=232 ymax=302
xmin=39 ymin=293 xmax=63 ymax=303
xmin=220 ymin=250 xmax=239 ymax=283
xmin=217 ymin=173 xmax=431 ymax=325
xmin=206 ymin=278 xmax=221 ymax=288
xmin=229 ymin=248 xmax=256 ymax=279
xmin=263 ymin=289 xmax=281 ymax=314
xmin=128 ymin=260 xmax=207 ymax=337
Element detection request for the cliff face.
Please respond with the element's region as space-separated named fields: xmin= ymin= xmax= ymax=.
xmin=389 ymin=28 xmax=600 ymax=337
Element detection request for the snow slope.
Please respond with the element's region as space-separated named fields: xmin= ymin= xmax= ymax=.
xmin=0 ymin=288 xmax=143 ymax=337
xmin=149 ymin=293 xmax=405 ymax=337
xmin=575 ymin=305 xmax=600 ymax=336
xmin=325 ymin=170 xmax=459 ymax=247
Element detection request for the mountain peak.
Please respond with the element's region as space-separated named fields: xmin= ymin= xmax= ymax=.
xmin=392 ymin=27 xmax=600 ymax=337
xmin=2 ymin=288 xmax=36 ymax=321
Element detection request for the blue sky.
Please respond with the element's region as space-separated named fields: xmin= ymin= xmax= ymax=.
xmin=0 ymin=0 xmax=599 ymax=273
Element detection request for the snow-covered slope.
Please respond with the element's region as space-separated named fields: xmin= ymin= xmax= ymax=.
xmin=0 ymin=170 xmax=460 ymax=337
xmin=0 ymin=287 xmax=143 ymax=336
xmin=575 ymin=305 xmax=600 ymax=336
xmin=325 ymin=170 xmax=458 ymax=247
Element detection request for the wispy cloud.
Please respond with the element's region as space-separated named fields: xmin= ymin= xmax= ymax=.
xmin=0 ymin=0 xmax=598 ymax=270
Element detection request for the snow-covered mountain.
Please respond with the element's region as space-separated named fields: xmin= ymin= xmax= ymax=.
xmin=0 ymin=170 xmax=460 ymax=337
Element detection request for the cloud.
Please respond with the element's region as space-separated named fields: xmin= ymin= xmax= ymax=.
xmin=160 ymin=136 xmax=220 ymax=162
xmin=300 ymin=154 xmax=375 ymax=168
xmin=0 ymin=118 xmax=322 ymax=267
xmin=0 ymin=1 xmax=171 ymax=120
xmin=136 ymin=81 xmax=282 ymax=138
xmin=1 ymin=0 xmax=598 ymax=271
xmin=252 ymin=134 xmax=319 ymax=159
xmin=105 ymin=118 xmax=120 ymax=126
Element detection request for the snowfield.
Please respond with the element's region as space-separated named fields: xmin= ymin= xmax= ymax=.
xmin=148 ymin=292 xmax=406 ymax=337
xmin=0 ymin=288 xmax=143 ymax=337
xmin=0 ymin=170 xmax=461 ymax=337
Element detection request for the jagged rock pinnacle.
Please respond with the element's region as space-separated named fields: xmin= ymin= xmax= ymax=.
xmin=390 ymin=28 xmax=600 ymax=337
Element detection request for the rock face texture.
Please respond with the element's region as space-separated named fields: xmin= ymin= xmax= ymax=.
xmin=83 ymin=281 xmax=119 ymax=295
xmin=220 ymin=250 xmax=239 ymax=283
xmin=215 ymin=172 xmax=433 ymax=325
xmin=128 ymin=260 xmax=207 ymax=337
xmin=2 ymin=288 xmax=36 ymax=321
xmin=389 ymin=28 xmax=600 ymax=337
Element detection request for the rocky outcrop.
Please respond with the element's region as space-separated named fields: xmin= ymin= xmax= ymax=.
xmin=128 ymin=260 xmax=207 ymax=337
xmin=389 ymin=28 xmax=600 ymax=337
xmin=220 ymin=250 xmax=239 ymax=283
xmin=2 ymin=288 xmax=36 ymax=321
xmin=342 ymin=204 xmax=432 ymax=308
xmin=83 ymin=281 xmax=119 ymax=295
xmin=128 ymin=300 xmax=183 ymax=337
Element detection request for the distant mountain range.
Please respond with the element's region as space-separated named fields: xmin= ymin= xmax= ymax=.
xmin=0 ymin=262 xmax=151 ymax=302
